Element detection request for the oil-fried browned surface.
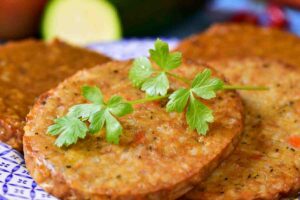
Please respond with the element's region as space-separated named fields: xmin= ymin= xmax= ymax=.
xmin=177 ymin=23 xmax=300 ymax=67
xmin=0 ymin=40 xmax=110 ymax=151
xmin=23 ymin=60 xmax=243 ymax=200
xmin=184 ymin=58 xmax=300 ymax=200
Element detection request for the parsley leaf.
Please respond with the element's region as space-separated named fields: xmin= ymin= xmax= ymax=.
xmin=166 ymin=88 xmax=190 ymax=112
xmin=141 ymin=72 xmax=169 ymax=96
xmin=191 ymin=69 xmax=224 ymax=99
xmin=47 ymin=116 xmax=88 ymax=147
xmin=82 ymin=85 xmax=103 ymax=104
xmin=48 ymin=86 xmax=133 ymax=147
xmin=105 ymin=112 xmax=122 ymax=144
xmin=130 ymin=39 xmax=182 ymax=96
xmin=89 ymin=95 xmax=131 ymax=144
xmin=68 ymin=104 xmax=101 ymax=121
xmin=166 ymin=68 xmax=224 ymax=135
xmin=67 ymin=85 xmax=104 ymax=120
xmin=78 ymin=94 xmax=132 ymax=143
xmin=107 ymin=96 xmax=134 ymax=117
xmin=129 ymin=57 xmax=153 ymax=87
xmin=149 ymin=39 xmax=182 ymax=70
xmin=89 ymin=109 xmax=106 ymax=134
xmin=186 ymin=96 xmax=214 ymax=135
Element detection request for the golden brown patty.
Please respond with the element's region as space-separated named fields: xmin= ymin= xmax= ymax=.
xmin=177 ymin=23 xmax=300 ymax=67
xmin=0 ymin=39 xmax=110 ymax=151
xmin=23 ymin=60 xmax=243 ymax=200
xmin=184 ymin=58 xmax=300 ymax=200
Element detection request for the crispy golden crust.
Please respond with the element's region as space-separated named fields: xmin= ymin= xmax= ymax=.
xmin=184 ymin=58 xmax=300 ymax=200
xmin=23 ymin=60 xmax=244 ymax=200
xmin=177 ymin=23 xmax=300 ymax=67
xmin=0 ymin=39 xmax=110 ymax=151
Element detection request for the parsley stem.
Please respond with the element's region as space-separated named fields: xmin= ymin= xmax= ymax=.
xmin=222 ymin=85 xmax=269 ymax=91
xmin=165 ymin=72 xmax=191 ymax=85
xmin=128 ymin=95 xmax=169 ymax=105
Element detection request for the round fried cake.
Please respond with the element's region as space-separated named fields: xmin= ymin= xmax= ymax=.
xmin=0 ymin=39 xmax=110 ymax=151
xmin=184 ymin=58 xmax=300 ymax=200
xmin=177 ymin=23 xmax=300 ymax=68
xmin=23 ymin=60 xmax=243 ymax=200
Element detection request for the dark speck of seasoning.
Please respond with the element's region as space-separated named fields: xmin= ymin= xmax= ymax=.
xmin=217 ymin=96 xmax=223 ymax=100
xmin=276 ymin=83 xmax=281 ymax=87
xmin=138 ymin=155 xmax=142 ymax=159
xmin=256 ymin=114 xmax=261 ymax=119
xmin=66 ymin=165 xmax=72 ymax=168
xmin=35 ymin=132 xmax=38 ymax=135
xmin=41 ymin=101 xmax=46 ymax=105
xmin=230 ymin=94 xmax=236 ymax=98
xmin=45 ymin=146 xmax=48 ymax=149
xmin=19 ymin=67 xmax=27 ymax=74
xmin=224 ymin=177 xmax=228 ymax=181
xmin=247 ymin=174 xmax=251 ymax=179
xmin=116 ymin=175 xmax=122 ymax=179
xmin=270 ymin=168 xmax=274 ymax=172
xmin=148 ymin=146 xmax=153 ymax=151
xmin=275 ymin=148 xmax=279 ymax=152
xmin=113 ymin=69 xmax=119 ymax=74
xmin=263 ymin=63 xmax=269 ymax=68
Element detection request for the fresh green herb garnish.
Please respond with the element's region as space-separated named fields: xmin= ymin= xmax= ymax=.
xmin=48 ymin=39 xmax=268 ymax=147
xmin=129 ymin=39 xmax=182 ymax=96
xmin=166 ymin=69 xmax=223 ymax=134
xmin=48 ymin=116 xmax=88 ymax=147
xmin=48 ymin=86 xmax=133 ymax=147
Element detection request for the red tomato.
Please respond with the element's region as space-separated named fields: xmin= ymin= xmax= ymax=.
xmin=267 ymin=3 xmax=289 ymax=29
xmin=0 ymin=0 xmax=48 ymax=39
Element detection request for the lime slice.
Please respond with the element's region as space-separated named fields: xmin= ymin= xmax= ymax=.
xmin=42 ymin=0 xmax=122 ymax=45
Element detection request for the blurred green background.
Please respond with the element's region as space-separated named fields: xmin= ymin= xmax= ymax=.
xmin=1 ymin=0 xmax=300 ymax=45
xmin=0 ymin=0 xmax=206 ymax=45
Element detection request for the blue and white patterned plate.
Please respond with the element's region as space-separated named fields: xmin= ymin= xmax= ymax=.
xmin=0 ymin=39 xmax=178 ymax=200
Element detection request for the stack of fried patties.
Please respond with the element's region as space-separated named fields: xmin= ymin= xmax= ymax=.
xmin=177 ymin=23 xmax=300 ymax=199
xmin=0 ymin=40 xmax=110 ymax=151
xmin=1 ymin=24 xmax=300 ymax=200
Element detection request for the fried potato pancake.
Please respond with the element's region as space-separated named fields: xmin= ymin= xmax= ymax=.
xmin=0 ymin=40 xmax=110 ymax=151
xmin=184 ymin=58 xmax=300 ymax=200
xmin=177 ymin=23 xmax=300 ymax=67
xmin=23 ymin=60 xmax=243 ymax=200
